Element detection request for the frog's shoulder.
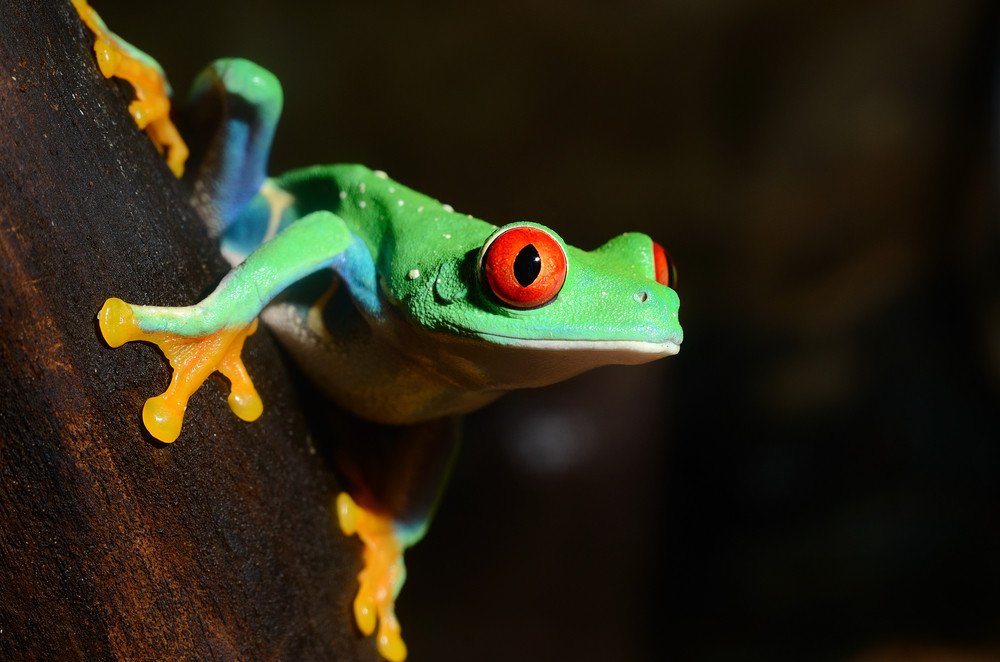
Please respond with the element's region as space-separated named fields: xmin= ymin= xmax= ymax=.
xmin=271 ymin=163 xmax=415 ymax=203
xmin=271 ymin=163 xmax=374 ymax=191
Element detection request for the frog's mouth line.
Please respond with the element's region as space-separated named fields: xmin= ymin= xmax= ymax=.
xmin=474 ymin=333 xmax=681 ymax=357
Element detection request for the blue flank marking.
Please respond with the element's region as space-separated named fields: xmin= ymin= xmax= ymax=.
xmin=331 ymin=235 xmax=383 ymax=321
xmin=214 ymin=120 xmax=270 ymax=227
xmin=220 ymin=193 xmax=271 ymax=259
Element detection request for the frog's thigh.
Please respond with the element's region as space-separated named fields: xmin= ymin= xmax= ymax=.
xmin=337 ymin=415 xmax=462 ymax=539
xmin=334 ymin=415 xmax=461 ymax=662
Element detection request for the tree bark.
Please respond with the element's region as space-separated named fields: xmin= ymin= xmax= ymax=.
xmin=0 ymin=1 xmax=376 ymax=659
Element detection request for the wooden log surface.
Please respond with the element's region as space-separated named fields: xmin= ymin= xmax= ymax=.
xmin=0 ymin=1 xmax=377 ymax=659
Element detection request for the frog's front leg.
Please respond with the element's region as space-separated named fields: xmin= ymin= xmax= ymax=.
xmin=99 ymin=210 xmax=352 ymax=442
xmin=100 ymin=299 xmax=262 ymax=442
xmin=334 ymin=416 xmax=462 ymax=661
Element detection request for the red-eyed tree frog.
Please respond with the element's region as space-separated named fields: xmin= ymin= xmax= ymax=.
xmin=77 ymin=7 xmax=683 ymax=659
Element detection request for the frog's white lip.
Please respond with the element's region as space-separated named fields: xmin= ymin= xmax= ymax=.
xmin=476 ymin=334 xmax=681 ymax=357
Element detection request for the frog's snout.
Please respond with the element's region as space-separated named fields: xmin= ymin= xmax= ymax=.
xmin=631 ymin=284 xmax=683 ymax=349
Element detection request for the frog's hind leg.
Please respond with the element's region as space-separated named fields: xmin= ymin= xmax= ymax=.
xmin=333 ymin=415 xmax=462 ymax=661
xmin=180 ymin=59 xmax=284 ymax=235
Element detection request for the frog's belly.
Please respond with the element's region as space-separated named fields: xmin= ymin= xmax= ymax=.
xmin=260 ymin=293 xmax=507 ymax=424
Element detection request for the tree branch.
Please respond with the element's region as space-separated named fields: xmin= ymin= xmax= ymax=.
xmin=0 ymin=2 xmax=375 ymax=659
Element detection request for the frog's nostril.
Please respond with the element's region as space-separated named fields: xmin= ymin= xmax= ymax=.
xmin=634 ymin=291 xmax=649 ymax=303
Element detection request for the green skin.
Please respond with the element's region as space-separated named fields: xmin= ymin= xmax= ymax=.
xmin=120 ymin=59 xmax=682 ymax=548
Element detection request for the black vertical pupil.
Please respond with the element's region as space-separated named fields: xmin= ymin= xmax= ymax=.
xmin=513 ymin=244 xmax=542 ymax=287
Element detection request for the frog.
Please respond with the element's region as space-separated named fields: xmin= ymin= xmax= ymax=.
xmin=76 ymin=8 xmax=683 ymax=660
xmin=70 ymin=0 xmax=188 ymax=176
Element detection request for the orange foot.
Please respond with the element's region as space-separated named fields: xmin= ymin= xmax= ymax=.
xmin=99 ymin=297 xmax=262 ymax=442
xmin=71 ymin=0 xmax=189 ymax=177
xmin=336 ymin=492 xmax=409 ymax=662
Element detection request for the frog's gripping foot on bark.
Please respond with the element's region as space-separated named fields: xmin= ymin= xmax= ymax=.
xmin=99 ymin=297 xmax=262 ymax=442
xmin=337 ymin=492 xmax=409 ymax=661
xmin=71 ymin=0 xmax=188 ymax=176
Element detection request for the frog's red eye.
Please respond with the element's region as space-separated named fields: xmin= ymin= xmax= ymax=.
xmin=480 ymin=225 xmax=568 ymax=309
xmin=652 ymin=241 xmax=677 ymax=288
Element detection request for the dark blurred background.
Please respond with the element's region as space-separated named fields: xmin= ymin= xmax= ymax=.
xmin=93 ymin=1 xmax=1000 ymax=660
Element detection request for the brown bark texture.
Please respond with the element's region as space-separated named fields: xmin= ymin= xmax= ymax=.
xmin=0 ymin=1 xmax=377 ymax=660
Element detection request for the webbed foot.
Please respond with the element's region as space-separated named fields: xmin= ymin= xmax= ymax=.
xmin=99 ymin=297 xmax=261 ymax=442
xmin=337 ymin=492 xmax=409 ymax=661
xmin=71 ymin=0 xmax=189 ymax=176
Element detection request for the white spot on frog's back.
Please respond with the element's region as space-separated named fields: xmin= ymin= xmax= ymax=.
xmin=374 ymin=170 xmax=389 ymax=179
xmin=407 ymin=269 xmax=420 ymax=280
xmin=442 ymin=204 xmax=454 ymax=212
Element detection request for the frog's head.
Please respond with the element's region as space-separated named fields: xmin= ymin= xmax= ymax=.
xmin=387 ymin=220 xmax=682 ymax=393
